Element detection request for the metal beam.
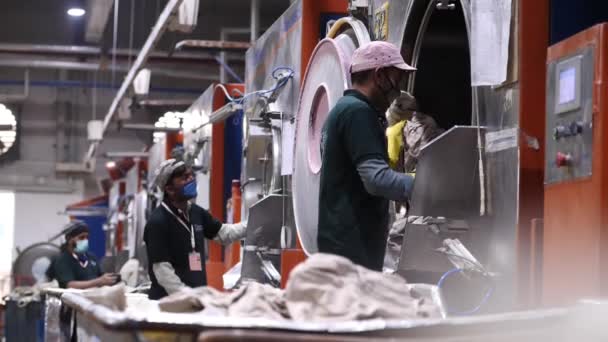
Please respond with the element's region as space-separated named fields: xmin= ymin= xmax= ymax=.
xmin=85 ymin=0 xmax=185 ymax=163
xmin=85 ymin=0 xmax=115 ymax=43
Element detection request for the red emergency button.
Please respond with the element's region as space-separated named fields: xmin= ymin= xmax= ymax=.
xmin=555 ymin=152 xmax=572 ymax=167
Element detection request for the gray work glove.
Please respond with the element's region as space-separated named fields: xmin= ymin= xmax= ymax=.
xmin=214 ymin=221 xmax=248 ymax=245
xmin=386 ymin=91 xmax=416 ymax=127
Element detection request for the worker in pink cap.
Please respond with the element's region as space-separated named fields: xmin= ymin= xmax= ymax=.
xmin=317 ymin=41 xmax=417 ymax=271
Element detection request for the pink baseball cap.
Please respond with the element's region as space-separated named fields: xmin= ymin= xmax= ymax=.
xmin=350 ymin=41 xmax=416 ymax=73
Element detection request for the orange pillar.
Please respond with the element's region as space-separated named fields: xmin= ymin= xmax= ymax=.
xmin=516 ymin=0 xmax=549 ymax=308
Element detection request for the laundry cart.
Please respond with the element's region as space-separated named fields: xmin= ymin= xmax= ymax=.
xmin=54 ymin=290 xmax=608 ymax=342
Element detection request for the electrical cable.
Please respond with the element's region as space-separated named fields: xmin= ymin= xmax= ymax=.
xmin=214 ymin=84 xmax=236 ymax=102
xmin=234 ymin=66 xmax=295 ymax=105
xmin=437 ymin=268 xmax=494 ymax=315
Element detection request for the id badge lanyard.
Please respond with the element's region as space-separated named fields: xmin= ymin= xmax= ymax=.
xmin=161 ymin=202 xmax=195 ymax=251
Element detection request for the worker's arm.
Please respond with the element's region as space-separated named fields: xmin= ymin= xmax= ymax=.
xmin=196 ymin=207 xmax=247 ymax=245
xmin=342 ymin=104 xmax=414 ymax=202
xmin=152 ymin=262 xmax=186 ymax=295
xmin=214 ymin=221 xmax=247 ymax=245
xmin=357 ymin=158 xmax=414 ymax=202
xmin=66 ymin=274 xmax=117 ymax=289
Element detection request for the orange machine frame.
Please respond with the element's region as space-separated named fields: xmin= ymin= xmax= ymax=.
xmin=516 ymin=0 xmax=550 ymax=308
xmin=543 ymin=24 xmax=608 ymax=306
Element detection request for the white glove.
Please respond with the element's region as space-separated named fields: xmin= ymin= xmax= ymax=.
xmin=214 ymin=221 xmax=247 ymax=245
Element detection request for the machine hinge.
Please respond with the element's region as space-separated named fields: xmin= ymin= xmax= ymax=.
xmin=436 ymin=0 xmax=456 ymax=10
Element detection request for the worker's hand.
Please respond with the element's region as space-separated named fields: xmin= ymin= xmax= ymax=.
xmin=96 ymin=273 xmax=119 ymax=287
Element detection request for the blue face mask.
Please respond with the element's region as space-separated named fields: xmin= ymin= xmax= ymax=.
xmin=182 ymin=179 xmax=198 ymax=199
xmin=75 ymin=239 xmax=89 ymax=253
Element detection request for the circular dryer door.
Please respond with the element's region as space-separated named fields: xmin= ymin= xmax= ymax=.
xmin=13 ymin=243 xmax=61 ymax=286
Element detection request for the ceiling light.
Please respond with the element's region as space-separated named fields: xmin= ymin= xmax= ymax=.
xmin=105 ymin=161 xmax=116 ymax=168
xmin=67 ymin=8 xmax=86 ymax=17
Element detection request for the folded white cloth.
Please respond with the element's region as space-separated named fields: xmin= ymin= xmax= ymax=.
xmin=284 ymin=254 xmax=441 ymax=322
xmin=158 ymin=282 xmax=288 ymax=320
xmin=158 ymin=254 xmax=442 ymax=322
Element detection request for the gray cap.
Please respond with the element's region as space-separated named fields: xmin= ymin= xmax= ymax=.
xmin=152 ymin=158 xmax=186 ymax=192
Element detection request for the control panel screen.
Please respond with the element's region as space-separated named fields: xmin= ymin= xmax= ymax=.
xmin=554 ymin=55 xmax=582 ymax=114
xmin=559 ymin=67 xmax=576 ymax=105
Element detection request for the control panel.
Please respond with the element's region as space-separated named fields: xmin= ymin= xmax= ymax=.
xmin=545 ymin=47 xmax=594 ymax=184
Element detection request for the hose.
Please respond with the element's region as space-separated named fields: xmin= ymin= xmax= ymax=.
xmin=437 ymin=268 xmax=494 ymax=315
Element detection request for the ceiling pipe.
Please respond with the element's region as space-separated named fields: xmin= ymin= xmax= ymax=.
xmin=174 ymin=40 xmax=251 ymax=51
xmin=250 ymin=0 xmax=260 ymax=43
xmin=137 ymin=98 xmax=196 ymax=106
xmin=0 ymin=59 xmax=219 ymax=81
xmin=104 ymin=151 xmax=150 ymax=158
xmin=0 ymin=43 xmax=245 ymax=63
xmin=84 ymin=0 xmax=185 ymax=165
xmin=121 ymin=123 xmax=182 ymax=132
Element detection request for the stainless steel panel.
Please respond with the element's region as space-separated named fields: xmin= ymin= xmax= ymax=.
xmin=240 ymin=194 xmax=285 ymax=285
xmin=241 ymin=120 xmax=274 ymax=221
xmin=545 ymin=47 xmax=594 ymax=184
xmin=183 ymin=85 xmax=215 ymax=210
xmin=393 ymin=0 xmax=521 ymax=312
xmin=409 ymin=126 xmax=485 ymax=218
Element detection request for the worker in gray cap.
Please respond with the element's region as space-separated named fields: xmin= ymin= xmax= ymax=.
xmin=318 ymin=41 xmax=416 ymax=271
xmin=144 ymin=159 xmax=247 ymax=299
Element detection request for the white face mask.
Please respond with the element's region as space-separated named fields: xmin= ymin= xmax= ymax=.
xmin=75 ymin=239 xmax=89 ymax=253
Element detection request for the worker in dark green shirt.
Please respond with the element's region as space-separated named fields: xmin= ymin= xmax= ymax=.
xmin=318 ymin=41 xmax=416 ymax=271
xmin=49 ymin=222 xmax=117 ymax=289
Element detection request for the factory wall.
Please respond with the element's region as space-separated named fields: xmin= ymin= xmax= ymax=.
xmin=0 ymin=69 xmax=191 ymax=261
xmin=12 ymin=191 xmax=83 ymax=252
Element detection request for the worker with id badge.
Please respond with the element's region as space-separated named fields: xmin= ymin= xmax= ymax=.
xmin=144 ymin=159 xmax=247 ymax=300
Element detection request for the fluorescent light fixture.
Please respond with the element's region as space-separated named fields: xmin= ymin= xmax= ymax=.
xmin=67 ymin=8 xmax=86 ymax=17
